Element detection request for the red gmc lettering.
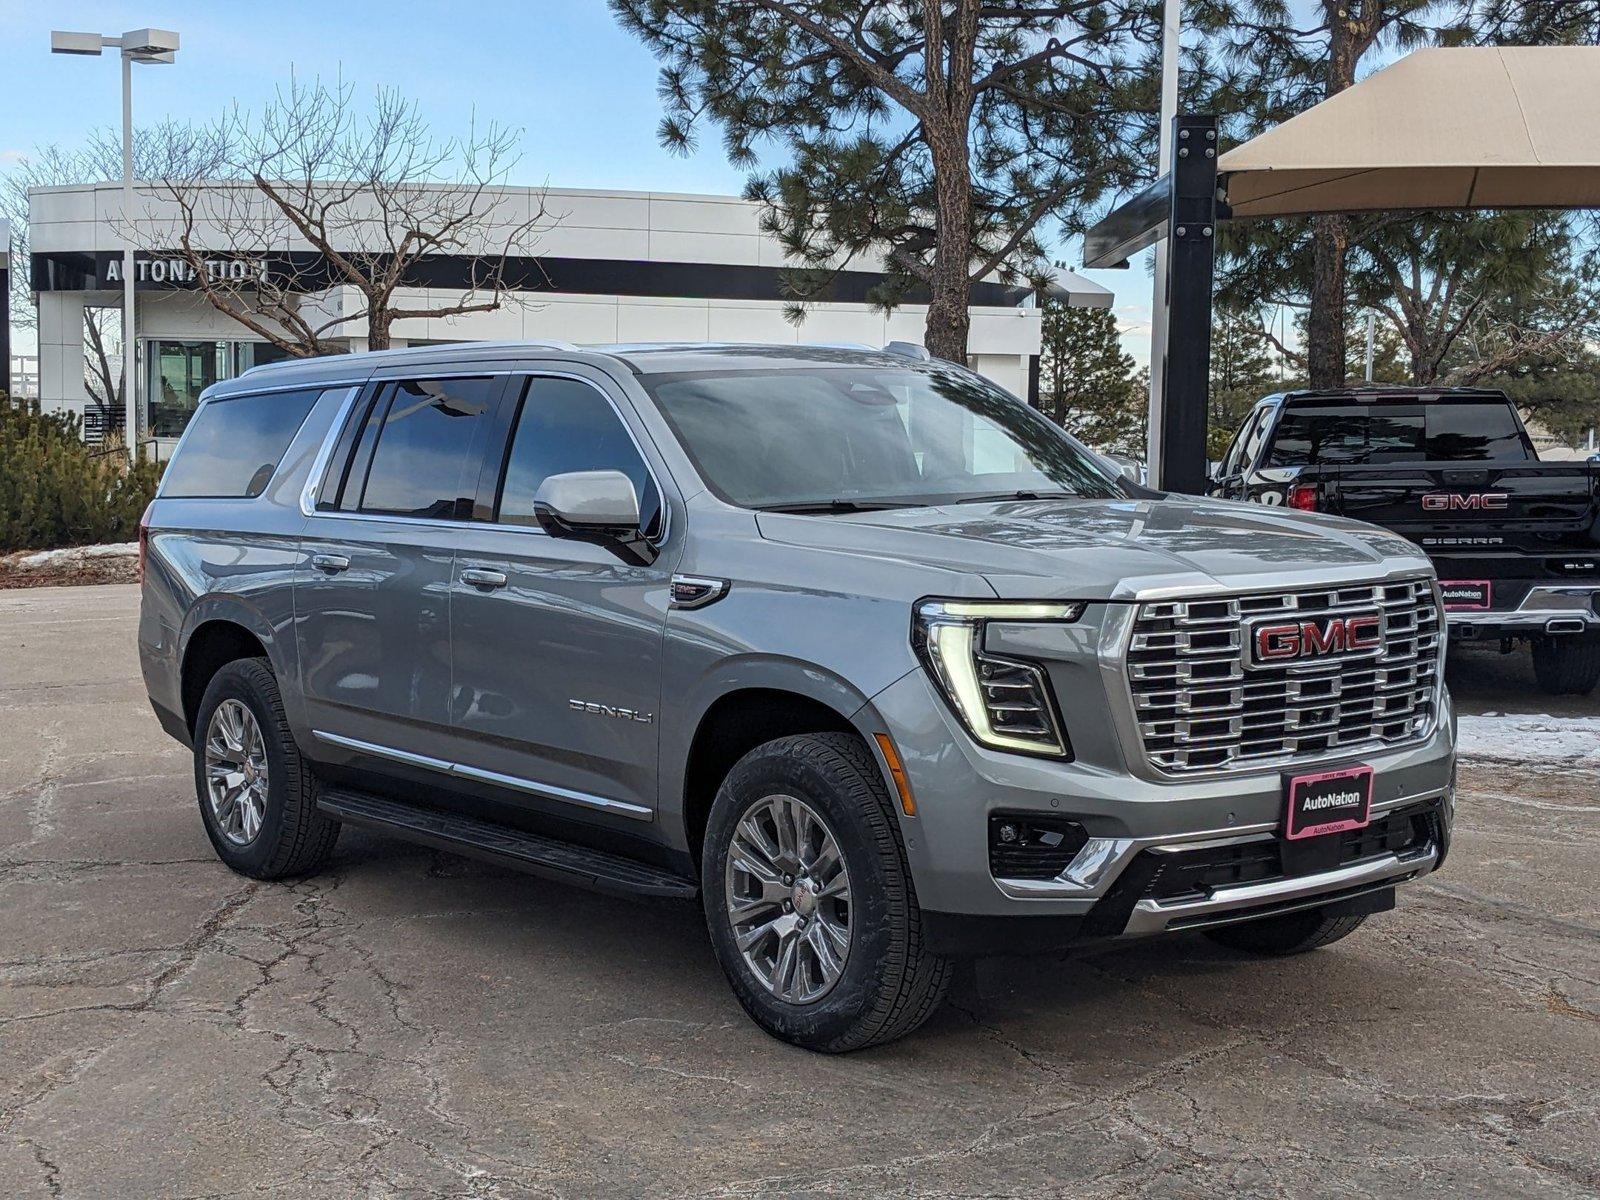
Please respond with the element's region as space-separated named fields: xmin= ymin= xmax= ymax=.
xmin=1421 ymin=492 xmax=1509 ymax=511
xmin=1254 ymin=615 xmax=1382 ymax=662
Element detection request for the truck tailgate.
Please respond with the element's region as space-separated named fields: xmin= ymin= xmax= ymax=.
xmin=1314 ymin=462 xmax=1600 ymax=544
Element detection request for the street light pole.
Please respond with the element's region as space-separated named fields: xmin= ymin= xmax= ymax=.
xmin=50 ymin=28 xmax=179 ymax=462
xmin=121 ymin=51 xmax=136 ymax=457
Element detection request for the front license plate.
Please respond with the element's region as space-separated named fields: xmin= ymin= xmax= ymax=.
xmin=1284 ymin=765 xmax=1373 ymax=840
xmin=1439 ymin=579 xmax=1492 ymax=610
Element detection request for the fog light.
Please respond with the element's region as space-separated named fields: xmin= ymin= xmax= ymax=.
xmin=988 ymin=814 xmax=1088 ymax=881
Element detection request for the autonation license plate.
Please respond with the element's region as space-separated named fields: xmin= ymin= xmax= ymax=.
xmin=1284 ymin=765 xmax=1374 ymax=840
xmin=1439 ymin=579 xmax=1492 ymax=610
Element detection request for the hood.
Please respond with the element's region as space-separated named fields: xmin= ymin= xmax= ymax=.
xmin=754 ymin=496 xmax=1431 ymax=601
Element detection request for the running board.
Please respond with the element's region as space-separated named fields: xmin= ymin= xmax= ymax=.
xmin=317 ymin=788 xmax=698 ymax=899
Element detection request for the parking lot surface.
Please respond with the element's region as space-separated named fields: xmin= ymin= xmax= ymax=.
xmin=3 ymin=585 xmax=1597 ymax=1198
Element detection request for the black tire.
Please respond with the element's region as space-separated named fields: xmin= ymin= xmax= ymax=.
xmin=701 ymin=732 xmax=952 ymax=1053
xmin=1204 ymin=907 xmax=1367 ymax=956
xmin=1531 ymin=635 xmax=1600 ymax=697
xmin=192 ymin=657 xmax=340 ymax=880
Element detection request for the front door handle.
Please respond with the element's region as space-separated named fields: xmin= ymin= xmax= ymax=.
xmin=311 ymin=553 xmax=350 ymax=573
xmin=461 ymin=568 xmax=508 ymax=590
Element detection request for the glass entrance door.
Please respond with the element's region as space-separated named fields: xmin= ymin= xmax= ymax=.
xmin=148 ymin=340 xmax=227 ymax=437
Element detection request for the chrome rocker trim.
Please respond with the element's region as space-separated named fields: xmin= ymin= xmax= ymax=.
xmin=312 ymin=730 xmax=654 ymax=820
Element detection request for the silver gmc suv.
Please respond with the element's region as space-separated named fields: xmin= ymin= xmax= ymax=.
xmin=139 ymin=342 xmax=1456 ymax=1052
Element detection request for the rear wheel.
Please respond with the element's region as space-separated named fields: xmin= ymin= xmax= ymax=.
xmin=1204 ymin=907 xmax=1367 ymax=956
xmin=1531 ymin=635 xmax=1600 ymax=696
xmin=193 ymin=658 xmax=340 ymax=879
xmin=701 ymin=732 xmax=952 ymax=1052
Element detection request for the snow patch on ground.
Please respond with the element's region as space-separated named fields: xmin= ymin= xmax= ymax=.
xmin=3 ymin=542 xmax=138 ymax=571
xmin=1457 ymin=714 xmax=1600 ymax=768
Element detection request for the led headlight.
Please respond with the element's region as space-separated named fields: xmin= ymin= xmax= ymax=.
xmin=912 ymin=600 xmax=1083 ymax=758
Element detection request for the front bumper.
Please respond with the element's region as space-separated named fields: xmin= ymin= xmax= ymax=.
xmin=1447 ymin=584 xmax=1600 ymax=639
xmin=858 ymin=662 xmax=1456 ymax=949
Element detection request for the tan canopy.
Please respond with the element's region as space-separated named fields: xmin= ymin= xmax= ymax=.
xmin=1218 ymin=46 xmax=1600 ymax=218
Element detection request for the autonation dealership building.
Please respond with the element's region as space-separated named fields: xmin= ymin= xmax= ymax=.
xmin=27 ymin=181 xmax=1109 ymax=455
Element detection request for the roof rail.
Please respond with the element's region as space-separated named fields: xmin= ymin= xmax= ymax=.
xmin=882 ymin=341 xmax=931 ymax=362
xmin=237 ymin=338 xmax=581 ymax=377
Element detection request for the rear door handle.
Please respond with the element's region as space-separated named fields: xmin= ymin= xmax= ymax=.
xmin=311 ymin=553 xmax=350 ymax=573
xmin=461 ymin=568 xmax=508 ymax=590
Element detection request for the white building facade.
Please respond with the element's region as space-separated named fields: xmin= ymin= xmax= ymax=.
xmin=28 ymin=181 xmax=1109 ymax=453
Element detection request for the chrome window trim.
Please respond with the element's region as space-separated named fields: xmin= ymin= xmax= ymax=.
xmin=297 ymin=367 xmax=673 ymax=547
xmin=312 ymin=730 xmax=653 ymax=820
xmin=298 ymin=386 xmax=364 ymax=517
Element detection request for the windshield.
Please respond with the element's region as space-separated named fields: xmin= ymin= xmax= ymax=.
xmin=641 ymin=365 xmax=1124 ymax=510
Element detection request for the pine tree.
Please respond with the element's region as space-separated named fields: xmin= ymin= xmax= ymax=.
xmin=610 ymin=0 xmax=1161 ymax=362
xmin=1038 ymin=302 xmax=1143 ymax=455
xmin=1207 ymin=305 xmax=1277 ymax=458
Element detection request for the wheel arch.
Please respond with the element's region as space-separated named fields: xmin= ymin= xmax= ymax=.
xmin=179 ymin=599 xmax=285 ymax=736
xmin=679 ymin=684 xmax=867 ymax=875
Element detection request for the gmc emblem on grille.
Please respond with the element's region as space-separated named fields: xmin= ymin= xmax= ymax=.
xmin=1420 ymin=492 xmax=1508 ymax=511
xmin=1248 ymin=613 xmax=1384 ymax=667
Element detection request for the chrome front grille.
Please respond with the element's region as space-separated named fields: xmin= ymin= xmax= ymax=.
xmin=1127 ymin=577 xmax=1442 ymax=774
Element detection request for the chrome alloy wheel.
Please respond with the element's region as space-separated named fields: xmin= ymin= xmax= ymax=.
xmin=724 ymin=794 xmax=852 ymax=1004
xmin=204 ymin=699 xmax=269 ymax=846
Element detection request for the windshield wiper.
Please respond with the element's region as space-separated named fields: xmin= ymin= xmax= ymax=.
xmin=945 ymin=490 xmax=1079 ymax=505
xmin=755 ymin=499 xmax=924 ymax=514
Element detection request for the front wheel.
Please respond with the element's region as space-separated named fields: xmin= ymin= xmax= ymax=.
xmin=1531 ymin=635 xmax=1600 ymax=697
xmin=701 ymin=732 xmax=952 ymax=1053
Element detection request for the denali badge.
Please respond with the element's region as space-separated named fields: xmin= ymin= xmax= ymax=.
xmin=1248 ymin=612 xmax=1384 ymax=668
xmin=1420 ymin=492 xmax=1508 ymax=511
xmin=568 ymin=699 xmax=654 ymax=724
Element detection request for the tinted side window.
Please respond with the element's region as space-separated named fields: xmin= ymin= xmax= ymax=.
xmin=1241 ymin=407 xmax=1274 ymax=467
xmin=1423 ymin=402 xmax=1531 ymax=461
xmin=357 ymin=378 xmax=497 ymax=519
xmin=1266 ymin=407 xmax=1424 ymax=466
xmin=161 ymin=388 xmax=321 ymax=498
xmin=496 ymin=377 xmax=662 ymax=534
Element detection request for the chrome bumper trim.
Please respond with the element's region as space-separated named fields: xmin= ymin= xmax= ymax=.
xmin=1121 ymin=845 xmax=1437 ymax=935
xmin=1448 ymin=584 xmax=1600 ymax=632
xmin=993 ymin=786 xmax=1447 ymax=900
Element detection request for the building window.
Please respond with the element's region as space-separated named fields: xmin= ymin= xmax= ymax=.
xmin=145 ymin=339 xmax=297 ymax=438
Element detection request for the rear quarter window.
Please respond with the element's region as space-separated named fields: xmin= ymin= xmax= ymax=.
xmin=161 ymin=389 xmax=321 ymax=498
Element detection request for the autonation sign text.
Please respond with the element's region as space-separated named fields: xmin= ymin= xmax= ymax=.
xmin=103 ymin=255 xmax=269 ymax=286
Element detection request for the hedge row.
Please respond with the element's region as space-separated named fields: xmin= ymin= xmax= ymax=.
xmin=0 ymin=398 xmax=163 ymax=553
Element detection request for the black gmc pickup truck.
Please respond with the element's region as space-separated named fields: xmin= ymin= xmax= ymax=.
xmin=1211 ymin=387 xmax=1600 ymax=695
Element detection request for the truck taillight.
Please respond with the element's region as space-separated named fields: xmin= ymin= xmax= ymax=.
xmin=1287 ymin=483 xmax=1318 ymax=512
xmin=137 ymin=502 xmax=154 ymax=581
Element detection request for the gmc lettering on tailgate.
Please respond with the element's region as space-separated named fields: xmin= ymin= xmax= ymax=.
xmin=1420 ymin=492 xmax=1509 ymax=511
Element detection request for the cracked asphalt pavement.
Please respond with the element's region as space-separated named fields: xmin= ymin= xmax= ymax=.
xmin=3 ymin=585 xmax=1597 ymax=1198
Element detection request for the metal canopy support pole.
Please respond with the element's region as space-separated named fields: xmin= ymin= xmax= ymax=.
xmin=1157 ymin=113 xmax=1218 ymax=495
xmin=1146 ymin=0 xmax=1180 ymax=480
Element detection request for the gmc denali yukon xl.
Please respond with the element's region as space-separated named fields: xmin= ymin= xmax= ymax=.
xmin=141 ymin=343 xmax=1456 ymax=1052
xmin=1212 ymin=387 xmax=1600 ymax=695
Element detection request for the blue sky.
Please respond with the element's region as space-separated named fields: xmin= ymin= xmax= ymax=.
xmin=0 ymin=0 xmax=1152 ymax=359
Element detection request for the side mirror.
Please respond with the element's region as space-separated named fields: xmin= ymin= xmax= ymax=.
xmin=532 ymin=470 xmax=656 ymax=564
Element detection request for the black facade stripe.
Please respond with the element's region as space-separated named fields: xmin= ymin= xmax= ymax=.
xmin=31 ymin=250 xmax=1028 ymax=308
